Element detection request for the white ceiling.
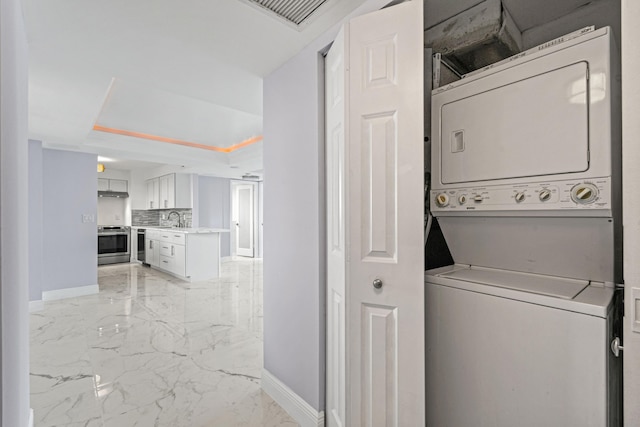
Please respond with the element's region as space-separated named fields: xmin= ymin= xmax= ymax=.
xmin=25 ymin=0 xmax=603 ymax=176
xmin=23 ymin=0 xmax=370 ymax=176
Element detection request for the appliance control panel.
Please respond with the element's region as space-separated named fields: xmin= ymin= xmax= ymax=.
xmin=431 ymin=177 xmax=612 ymax=213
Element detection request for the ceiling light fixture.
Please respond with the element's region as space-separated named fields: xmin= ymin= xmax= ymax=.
xmin=92 ymin=125 xmax=263 ymax=153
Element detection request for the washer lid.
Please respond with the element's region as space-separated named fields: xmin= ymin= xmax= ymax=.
xmin=438 ymin=266 xmax=590 ymax=299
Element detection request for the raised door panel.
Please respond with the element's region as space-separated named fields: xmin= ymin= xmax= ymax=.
xmin=326 ymin=25 xmax=347 ymax=427
xmin=347 ymin=1 xmax=424 ymax=426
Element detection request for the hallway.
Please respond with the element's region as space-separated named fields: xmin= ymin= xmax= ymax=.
xmin=29 ymin=260 xmax=297 ymax=426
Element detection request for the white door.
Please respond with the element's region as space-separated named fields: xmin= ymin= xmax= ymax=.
xmin=325 ymin=25 xmax=347 ymax=427
xmin=234 ymin=184 xmax=254 ymax=257
xmin=326 ymin=1 xmax=424 ymax=425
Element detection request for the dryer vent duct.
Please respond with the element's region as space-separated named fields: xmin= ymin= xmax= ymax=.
xmin=244 ymin=0 xmax=329 ymax=27
xmin=424 ymin=0 xmax=523 ymax=75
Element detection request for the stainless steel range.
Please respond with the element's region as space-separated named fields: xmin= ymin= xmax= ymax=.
xmin=98 ymin=226 xmax=130 ymax=265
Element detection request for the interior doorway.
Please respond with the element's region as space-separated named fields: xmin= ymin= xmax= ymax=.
xmin=231 ymin=181 xmax=257 ymax=258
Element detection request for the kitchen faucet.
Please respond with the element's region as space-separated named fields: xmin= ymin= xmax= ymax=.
xmin=167 ymin=211 xmax=182 ymax=228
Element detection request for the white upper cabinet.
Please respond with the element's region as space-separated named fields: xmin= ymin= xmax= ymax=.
xmin=109 ymin=179 xmax=128 ymax=192
xmin=146 ymin=177 xmax=160 ymax=209
xmin=145 ymin=173 xmax=191 ymax=210
xmin=98 ymin=178 xmax=109 ymax=191
xmin=98 ymin=178 xmax=128 ymax=192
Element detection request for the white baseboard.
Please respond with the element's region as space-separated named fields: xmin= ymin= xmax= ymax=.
xmin=28 ymin=408 xmax=34 ymax=427
xmin=261 ymin=369 xmax=325 ymax=427
xmin=42 ymin=284 xmax=99 ymax=301
xmin=221 ymin=256 xmax=233 ymax=263
xmin=29 ymin=300 xmax=44 ymax=313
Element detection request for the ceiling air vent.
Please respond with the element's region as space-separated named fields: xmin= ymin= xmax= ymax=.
xmin=244 ymin=0 xmax=330 ymax=27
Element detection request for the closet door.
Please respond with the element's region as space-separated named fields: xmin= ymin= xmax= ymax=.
xmin=326 ymin=1 xmax=424 ymax=425
xmin=325 ymin=25 xmax=348 ymax=427
xmin=347 ymin=1 xmax=424 ymax=424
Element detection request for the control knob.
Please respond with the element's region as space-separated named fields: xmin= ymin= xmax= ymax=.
xmin=473 ymin=195 xmax=483 ymax=203
xmin=435 ymin=193 xmax=449 ymax=207
xmin=515 ymin=192 xmax=526 ymax=203
xmin=539 ymin=189 xmax=552 ymax=202
xmin=571 ymin=183 xmax=598 ymax=204
xmin=458 ymin=195 xmax=467 ymax=205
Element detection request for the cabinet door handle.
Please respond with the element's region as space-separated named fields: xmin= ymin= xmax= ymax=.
xmin=171 ymin=245 xmax=175 ymax=256
xmin=150 ymin=201 xmax=154 ymax=209
xmin=150 ymin=240 xmax=153 ymax=249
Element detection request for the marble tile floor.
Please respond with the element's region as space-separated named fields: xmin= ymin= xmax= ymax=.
xmin=30 ymin=259 xmax=298 ymax=427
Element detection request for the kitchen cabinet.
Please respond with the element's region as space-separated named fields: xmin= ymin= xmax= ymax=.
xmin=157 ymin=229 xmax=186 ymax=276
xmin=159 ymin=174 xmax=175 ymax=209
xmin=145 ymin=230 xmax=160 ymax=267
xmin=146 ymin=178 xmax=159 ymax=209
xmin=98 ymin=178 xmax=128 ymax=192
xmin=143 ymin=227 xmax=227 ymax=280
xmin=145 ymin=173 xmax=191 ymax=209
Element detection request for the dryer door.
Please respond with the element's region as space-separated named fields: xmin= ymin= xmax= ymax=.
xmin=440 ymin=62 xmax=590 ymax=184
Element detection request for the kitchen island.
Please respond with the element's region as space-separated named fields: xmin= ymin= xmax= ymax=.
xmin=143 ymin=227 xmax=229 ymax=281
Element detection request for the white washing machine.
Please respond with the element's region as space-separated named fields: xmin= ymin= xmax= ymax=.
xmin=426 ymin=27 xmax=622 ymax=426
xmin=426 ymin=265 xmax=619 ymax=427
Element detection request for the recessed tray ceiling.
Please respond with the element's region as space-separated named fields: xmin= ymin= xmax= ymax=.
xmin=94 ymin=78 xmax=262 ymax=151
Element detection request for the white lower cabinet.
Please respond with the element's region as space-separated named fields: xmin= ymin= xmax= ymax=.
xmin=143 ymin=228 xmax=223 ymax=280
xmin=145 ymin=230 xmax=160 ymax=267
xmin=158 ymin=238 xmax=185 ymax=277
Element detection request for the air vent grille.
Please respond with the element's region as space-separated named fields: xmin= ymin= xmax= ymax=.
xmin=248 ymin=0 xmax=329 ymax=26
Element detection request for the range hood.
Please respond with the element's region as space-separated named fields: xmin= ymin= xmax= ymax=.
xmin=98 ymin=190 xmax=129 ymax=198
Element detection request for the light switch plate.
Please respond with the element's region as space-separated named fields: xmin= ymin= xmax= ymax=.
xmin=82 ymin=214 xmax=95 ymax=223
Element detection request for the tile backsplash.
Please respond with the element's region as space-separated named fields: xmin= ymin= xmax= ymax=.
xmin=132 ymin=208 xmax=192 ymax=228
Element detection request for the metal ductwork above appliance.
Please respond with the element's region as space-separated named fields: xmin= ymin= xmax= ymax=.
xmin=424 ymin=0 xmax=523 ymax=75
xmin=98 ymin=190 xmax=129 ymax=198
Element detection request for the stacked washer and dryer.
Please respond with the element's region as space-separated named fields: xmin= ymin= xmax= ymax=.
xmin=426 ymin=27 xmax=622 ymax=426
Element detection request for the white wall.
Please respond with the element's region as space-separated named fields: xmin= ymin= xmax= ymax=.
xmin=1 ymin=0 xmax=30 ymax=423
xmin=97 ymin=198 xmax=127 ymax=226
xmin=198 ymin=176 xmax=231 ymax=257
xmin=622 ymin=0 xmax=640 ymax=423
xmin=29 ymin=140 xmax=44 ymax=302
xmin=42 ymin=149 xmax=98 ymax=293
xmin=98 ymin=168 xmax=131 ymax=225
xmin=263 ymin=0 xmax=392 ymax=411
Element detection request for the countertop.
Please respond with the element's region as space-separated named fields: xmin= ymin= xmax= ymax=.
xmin=131 ymin=226 xmax=230 ymax=234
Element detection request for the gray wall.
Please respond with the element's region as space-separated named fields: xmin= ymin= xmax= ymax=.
xmin=262 ymin=0 xmax=391 ymax=411
xmin=198 ymin=176 xmax=231 ymax=257
xmin=521 ymin=0 xmax=621 ymax=50
xmin=1 ymin=0 xmax=30 ymax=423
xmin=42 ymin=149 xmax=98 ymax=292
xmin=29 ymin=140 xmax=44 ymax=302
